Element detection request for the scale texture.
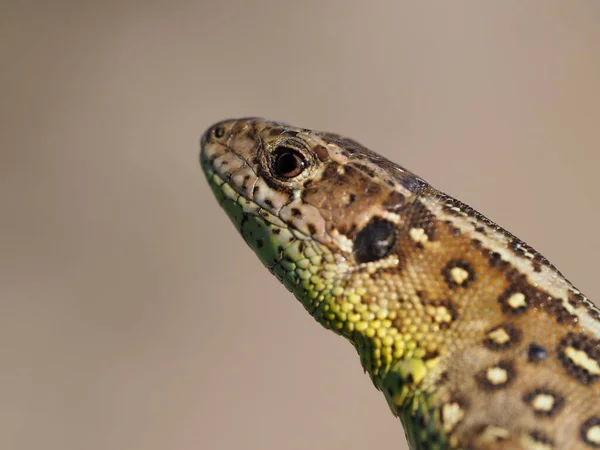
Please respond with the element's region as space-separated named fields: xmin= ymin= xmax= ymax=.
xmin=200 ymin=118 xmax=600 ymax=450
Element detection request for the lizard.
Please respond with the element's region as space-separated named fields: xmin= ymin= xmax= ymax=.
xmin=199 ymin=117 xmax=600 ymax=450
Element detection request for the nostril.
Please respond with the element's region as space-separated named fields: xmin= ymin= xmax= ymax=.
xmin=213 ymin=125 xmax=225 ymax=138
xmin=201 ymin=123 xmax=227 ymax=148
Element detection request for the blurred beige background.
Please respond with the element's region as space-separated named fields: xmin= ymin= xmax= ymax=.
xmin=1 ymin=1 xmax=599 ymax=449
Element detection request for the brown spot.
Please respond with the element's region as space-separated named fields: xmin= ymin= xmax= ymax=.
xmin=312 ymin=144 xmax=329 ymax=161
xmin=527 ymin=429 xmax=555 ymax=449
xmin=488 ymin=251 xmax=507 ymax=269
xmin=437 ymin=371 xmax=450 ymax=385
xmin=569 ymin=291 xmax=600 ymax=322
xmin=307 ymin=223 xmax=317 ymax=235
xmin=474 ymin=225 xmax=487 ymax=235
xmin=471 ymin=239 xmax=483 ymax=250
xmin=569 ymin=291 xmax=587 ymax=308
xmin=534 ymin=294 xmax=578 ymax=325
xmin=355 ymin=163 xmax=376 ymax=178
xmin=321 ymin=163 xmax=340 ymax=181
xmin=245 ymin=127 xmax=256 ymax=141
xmin=406 ymin=202 xmax=438 ymax=242
xmin=266 ymin=127 xmax=284 ymax=137
xmin=291 ymin=208 xmax=302 ymax=217
xmin=383 ymin=191 xmax=405 ymax=213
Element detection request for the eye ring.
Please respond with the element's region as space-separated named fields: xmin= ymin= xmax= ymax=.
xmin=271 ymin=145 xmax=308 ymax=179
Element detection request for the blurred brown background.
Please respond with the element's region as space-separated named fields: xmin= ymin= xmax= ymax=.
xmin=1 ymin=1 xmax=599 ymax=449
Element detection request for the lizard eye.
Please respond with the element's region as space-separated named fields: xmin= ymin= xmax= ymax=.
xmin=272 ymin=146 xmax=308 ymax=179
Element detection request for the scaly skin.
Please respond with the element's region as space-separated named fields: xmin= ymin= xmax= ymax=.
xmin=199 ymin=118 xmax=600 ymax=450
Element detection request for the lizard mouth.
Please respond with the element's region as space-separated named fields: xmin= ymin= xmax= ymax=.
xmin=199 ymin=119 xmax=315 ymax=243
xmin=199 ymin=124 xmax=345 ymax=297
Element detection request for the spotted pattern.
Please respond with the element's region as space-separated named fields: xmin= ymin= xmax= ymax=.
xmin=424 ymin=300 xmax=458 ymax=330
xmin=569 ymin=290 xmax=600 ymax=322
xmin=353 ymin=218 xmax=397 ymax=264
xmin=528 ymin=343 xmax=549 ymax=363
xmin=441 ymin=398 xmax=467 ymax=434
xmin=442 ymin=259 xmax=475 ymax=288
xmin=558 ymin=333 xmax=600 ymax=385
xmin=484 ymin=324 xmax=522 ymax=350
xmin=523 ymin=388 xmax=565 ymax=417
xmin=498 ymin=284 xmax=531 ymax=315
xmin=476 ymin=424 xmax=510 ymax=443
xmin=476 ymin=360 xmax=515 ymax=391
xmin=525 ymin=429 xmax=555 ymax=450
xmin=406 ymin=202 xmax=438 ymax=243
xmin=409 ymin=227 xmax=430 ymax=247
xmin=201 ymin=118 xmax=600 ymax=450
xmin=581 ymin=416 xmax=600 ymax=448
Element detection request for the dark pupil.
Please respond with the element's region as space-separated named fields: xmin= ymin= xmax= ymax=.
xmin=274 ymin=149 xmax=304 ymax=178
xmin=213 ymin=126 xmax=225 ymax=138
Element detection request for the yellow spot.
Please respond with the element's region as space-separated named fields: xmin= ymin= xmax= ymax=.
xmin=298 ymin=269 xmax=312 ymax=280
xmin=480 ymin=426 xmax=510 ymax=442
xmin=488 ymin=328 xmax=511 ymax=345
xmin=436 ymin=306 xmax=452 ymax=324
xmin=348 ymin=294 xmax=361 ymax=304
xmin=376 ymin=308 xmax=389 ymax=320
xmin=296 ymin=258 xmax=310 ymax=269
xmin=348 ymin=313 xmax=361 ymax=323
xmin=382 ymin=335 xmax=394 ymax=347
xmin=531 ymin=394 xmax=555 ymax=412
xmin=341 ymin=302 xmax=353 ymax=313
xmin=508 ymin=292 xmax=527 ymax=309
xmin=520 ymin=433 xmax=554 ymax=450
xmin=587 ymin=425 xmax=600 ymax=445
xmin=442 ymin=402 xmax=464 ymax=433
xmin=361 ymin=310 xmax=376 ymax=322
xmin=450 ymin=267 xmax=469 ymax=285
xmin=409 ymin=228 xmax=429 ymax=245
xmin=397 ymin=359 xmax=428 ymax=385
xmin=565 ymin=347 xmax=600 ymax=375
xmin=355 ymin=321 xmax=368 ymax=332
xmin=486 ymin=366 xmax=508 ymax=385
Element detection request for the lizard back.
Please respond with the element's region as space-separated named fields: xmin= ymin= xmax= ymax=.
xmin=200 ymin=117 xmax=600 ymax=450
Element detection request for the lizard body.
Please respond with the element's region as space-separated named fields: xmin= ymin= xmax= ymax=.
xmin=200 ymin=118 xmax=600 ymax=450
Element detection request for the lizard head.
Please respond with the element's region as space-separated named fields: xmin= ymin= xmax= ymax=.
xmin=200 ymin=117 xmax=431 ymax=375
xmin=200 ymin=117 xmax=426 ymax=272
